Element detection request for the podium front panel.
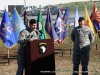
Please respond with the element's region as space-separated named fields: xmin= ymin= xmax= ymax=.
xmin=24 ymin=39 xmax=55 ymax=75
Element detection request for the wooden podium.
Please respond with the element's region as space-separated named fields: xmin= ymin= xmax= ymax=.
xmin=24 ymin=39 xmax=55 ymax=75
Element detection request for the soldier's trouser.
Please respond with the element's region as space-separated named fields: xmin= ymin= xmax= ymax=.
xmin=16 ymin=63 xmax=24 ymax=75
xmin=16 ymin=55 xmax=24 ymax=75
xmin=72 ymin=50 xmax=89 ymax=75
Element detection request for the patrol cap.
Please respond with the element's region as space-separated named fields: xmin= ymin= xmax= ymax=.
xmin=29 ymin=19 xmax=37 ymax=24
xmin=78 ymin=17 xmax=85 ymax=22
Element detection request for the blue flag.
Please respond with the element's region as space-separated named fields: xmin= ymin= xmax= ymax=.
xmin=56 ymin=8 xmax=63 ymax=19
xmin=24 ymin=10 xmax=29 ymax=28
xmin=0 ymin=21 xmax=1 ymax=25
xmin=11 ymin=8 xmax=26 ymax=43
xmin=45 ymin=7 xmax=53 ymax=38
xmin=54 ymin=8 xmax=63 ymax=44
xmin=74 ymin=6 xmax=79 ymax=28
xmin=51 ymin=24 xmax=59 ymax=43
xmin=62 ymin=7 xmax=70 ymax=40
xmin=0 ymin=10 xmax=16 ymax=48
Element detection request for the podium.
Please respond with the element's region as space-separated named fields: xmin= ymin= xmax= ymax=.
xmin=24 ymin=39 xmax=55 ymax=75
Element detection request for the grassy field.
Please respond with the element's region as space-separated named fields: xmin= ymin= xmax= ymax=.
xmin=0 ymin=25 xmax=100 ymax=75
xmin=56 ymin=1 xmax=100 ymax=13
xmin=0 ymin=1 xmax=100 ymax=75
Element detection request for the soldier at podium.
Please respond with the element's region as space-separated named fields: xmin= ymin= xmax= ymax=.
xmin=16 ymin=19 xmax=40 ymax=75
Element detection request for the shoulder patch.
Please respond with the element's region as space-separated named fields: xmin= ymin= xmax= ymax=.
xmin=21 ymin=32 xmax=25 ymax=37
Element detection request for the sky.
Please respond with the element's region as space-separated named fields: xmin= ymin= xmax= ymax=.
xmin=0 ymin=0 xmax=99 ymax=11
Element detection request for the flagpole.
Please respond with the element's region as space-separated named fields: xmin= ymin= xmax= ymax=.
xmin=69 ymin=25 xmax=72 ymax=55
xmin=96 ymin=35 xmax=98 ymax=50
xmin=24 ymin=0 xmax=26 ymax=7
xmin=93 ymin=1 xmax=97 ymax=50
xmin=69 ymin=2 xmax=71 ymax=54
xmin=8 ymin=49 xmax=10 ymax=65
xmin=95 ymin=2 xmax=98 ymax=50
xmin=69 ymin=3 xmax=77 ymax=55
xmin=94 ymin=1 xmax=98 ymax=50
xmin=92 ymin=1 xmax=98 ymax=50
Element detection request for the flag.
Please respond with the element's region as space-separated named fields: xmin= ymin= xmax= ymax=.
xmin=74 ymin=5 xmax=79 ymax=28
xmin=0 ymin=21 xmax=1 ymax=25
xmin=11 ymin=8 xmax=26 ymax=43
xmin=62 ymin=7 xmax=70 ymax=40
xmin=37 ymin=9 xmax=46 ymax=39
xmin=54 ymin=8 xmax=63 ymax=44
xmin=90 ymin=4 xmax=100 ymax=34
xmin=51 ymin=24 xmax=59 ymax=43
xmin=24 ymin=10 xmax=29 ymax=28
xmin=45 ymin=6 xmax=53 ymax=38
xmin=85 ymin=4 xmax=96 ymax=36
xmin=0 ymin=10 xmax=16 ymax=48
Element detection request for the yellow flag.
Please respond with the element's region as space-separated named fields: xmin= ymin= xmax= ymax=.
xmin=85 ymin=4 xmax=97 ymax=36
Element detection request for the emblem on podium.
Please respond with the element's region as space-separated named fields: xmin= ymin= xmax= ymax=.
xmin=38 ymin=43 xmax=47 ymax=55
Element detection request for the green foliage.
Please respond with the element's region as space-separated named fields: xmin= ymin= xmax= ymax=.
xmin=56 ymin=1 xmax=100 ymax=13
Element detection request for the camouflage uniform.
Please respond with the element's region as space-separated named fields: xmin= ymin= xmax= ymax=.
xmin=71 ymin=26 xmax=95 ymax=75
xmin=16 ymin=28 xmax=40 ymax=75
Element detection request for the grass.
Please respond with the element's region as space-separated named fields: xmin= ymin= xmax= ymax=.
xmin=0 ymin=1 xmax=100 ymax=75
xmin=54 ymin=26 xmax=100 ymax=75
xmin=0 ymin=25 xmax=100 ymax=75
xmin=56 ymin=1 xmax=100 ymax=13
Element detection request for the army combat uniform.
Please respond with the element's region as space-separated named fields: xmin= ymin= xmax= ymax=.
xmin=71 ymin=26 xmax=95 ymax=75
xmin=16 ymin=28 xmax=40 ymax=75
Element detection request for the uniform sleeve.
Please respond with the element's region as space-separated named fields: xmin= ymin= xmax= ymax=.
xmin=35 ymin=30 xmax=40 ymax=39
xmin=89 ymin=30 xmax=95 ymax=44
xmin=71 ymin=29 xmax=75 ymax=43
xmin=18 ymin=30 xmax=28 ymax=44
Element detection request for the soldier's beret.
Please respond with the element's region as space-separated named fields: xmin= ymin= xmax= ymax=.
xmin=78 ymin=17 xmax=85 ymax=22
xmin=29 ymin=19 xmax=37 ymax=24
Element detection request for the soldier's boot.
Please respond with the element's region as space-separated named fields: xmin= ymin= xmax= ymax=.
xmin=82 ymin=65 xmax=88 ymax=75
xmin=72 ymin=65 xmax=79 ymax=75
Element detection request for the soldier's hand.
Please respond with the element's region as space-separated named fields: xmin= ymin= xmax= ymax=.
xmin=28 ymin=38 xmax=34 ymax=41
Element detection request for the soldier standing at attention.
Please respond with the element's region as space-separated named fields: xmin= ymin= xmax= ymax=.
xmin=16 ymin=19 xmax=40 ymax=75
xmin=71 ymin=17 xmax=95 ymax=75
